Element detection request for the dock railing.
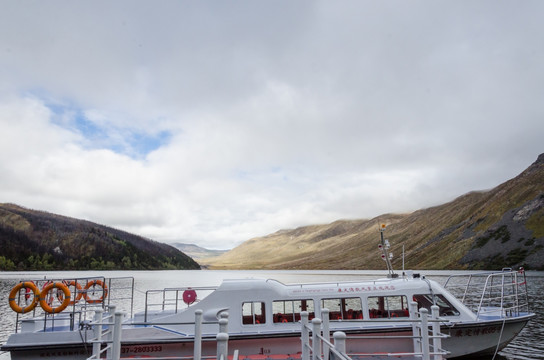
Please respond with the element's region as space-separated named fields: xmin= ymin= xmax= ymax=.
xmin=86 ymin=305 xmax=447 ymax=360
xmin=86 ymin=308 xmax=234 ymax=360
xmin=301 ymin=305 xmax=449 ymax=360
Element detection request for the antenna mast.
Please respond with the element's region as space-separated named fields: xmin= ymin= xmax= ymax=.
xmin=379 ymin=224 xmax=397 ymax=278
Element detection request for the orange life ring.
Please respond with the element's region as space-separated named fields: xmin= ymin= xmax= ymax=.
xmin=84 ymin=279 xmax=108 ymax=304
xmin=58 ymin=280 xmax=84 ymax=305
xmin=9 ymin=282 xmax=40 ymax=313
xmin=39 ymin=282 xmax=71 ymax=313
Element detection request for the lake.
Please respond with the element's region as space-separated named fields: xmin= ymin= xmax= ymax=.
xmin=0 ymin=269 xmax=542 ymax=359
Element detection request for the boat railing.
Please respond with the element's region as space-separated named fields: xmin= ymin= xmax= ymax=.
xmin=443 ymin=268 xmax=529 ymax=319
xmin=9 ymin=276 xmax=135 ymax=334
xmin=269 ymin=277 xmax=395 ymax=290
xmin=301 ymin=304 xmax=449 ymax=360
xmin=143 ymin=286 xmax=217 ymax=322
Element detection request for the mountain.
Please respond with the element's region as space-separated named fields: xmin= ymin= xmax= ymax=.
xmin=0 ymin=204 xmax=200 ymax=271
xmin=171 ymin=243 xmax=228 ymax=261
xmin=206 ymin=154 xmax=544 ymax=270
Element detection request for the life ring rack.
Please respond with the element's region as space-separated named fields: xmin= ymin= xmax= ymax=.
xmin=8 ymin=278 xmax=110 ymax=314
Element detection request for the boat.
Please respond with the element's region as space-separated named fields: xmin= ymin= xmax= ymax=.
xmin=1 ymin=226 xmax=534 ymax=359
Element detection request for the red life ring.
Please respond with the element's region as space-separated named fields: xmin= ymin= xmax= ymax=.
xmin=24 ymin=283 xmax=34 ymax=301
xmin=84 ymin=279 xmax=108 ymax=304
xmin=183 ymin=289 xmax=197 ymax=305
xmin=9 ymin=282 xmax=40 ymax=313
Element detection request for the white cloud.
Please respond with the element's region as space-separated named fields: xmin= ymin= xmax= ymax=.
xmin=0 ymin=1 xmax=543 ymax=249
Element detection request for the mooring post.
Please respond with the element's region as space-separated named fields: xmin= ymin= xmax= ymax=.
xmin=219 ymin=318 xmax=229 ymax=334
xmin=312 ymin=318 xmax=322 ymax=360
xmin=194 ymin=309 xmax=203 ymax=360
xmin=431 ymin=305 xmax=443 ymax=360
xmin=409 ymin=301 xmax=420 ymax=355
xmin=92 ymin=309 xmax=104 ymax=359
xmin=301 ymin=311 xmax=310 ymax=360
xmin=111 ymin=312 xmax=124 ymax=360
xmin=321 ymin=309 xmax=330 ymax=360
xmin=106 ymin=305 xmax=116 ymax=360
xmin=420 ymin=308 xmax=430 ymax=360
xmin=216 ymin=332 xmax=229 ymax=360
xmin=333 ymin=331 xmax=346 ymax=354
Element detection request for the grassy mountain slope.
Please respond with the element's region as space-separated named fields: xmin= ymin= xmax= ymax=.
xmin=0 ymin=204 xmax=200 ymax=271
xmin=207 ymin=154 xmax=544 ymax=270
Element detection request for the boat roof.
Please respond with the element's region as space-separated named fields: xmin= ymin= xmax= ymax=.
xmin=215 ymin=276 xmax=435 ymax=298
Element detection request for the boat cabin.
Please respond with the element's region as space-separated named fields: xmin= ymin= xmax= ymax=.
xmin=140 ymin=274 xmax=473 ymax=336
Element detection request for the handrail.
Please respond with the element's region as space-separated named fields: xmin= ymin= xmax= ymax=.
xmin=143 ymin=286 xmax=217 ymax=322
xmin=443 ymin=268 xmax=529 ymax=319
xmin=86 ymin=309 xmax=233 ymax=360
xmin=11 ymin=276 xmax=134 ymax=335
xmin=300 ymin=306 xmax=448 ymax=360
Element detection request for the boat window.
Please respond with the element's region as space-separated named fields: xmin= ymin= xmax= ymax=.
xmin=413 ymin=294 xmax=460 ymax=316
xmin=272 ymin=299 xmax=315 ymax=323
xmin=367 ymin=295 xmax=409 ymax=318
xmin=321 ymin=297 xmax=363 ymax=321
xmin=242 ymin=302 xmax=266 ymax=325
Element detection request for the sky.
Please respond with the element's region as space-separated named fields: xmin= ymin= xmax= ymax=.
xmin=1 ymin=1 xmax=543 ymax=250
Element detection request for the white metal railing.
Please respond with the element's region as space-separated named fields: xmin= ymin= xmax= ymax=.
xmin=86 ymin=308 xmax=234 ymax=360
xmin=301 ymin=305 xmax=449 ymax=360
xmin=443 ymin=268 xmax=529 ymax=319
xmin=86 ymin=306 xmax=123 ymax=360
xmin=143 ymin=286 xmax=217 ymax=322
xmin=87 ymin=305 xmax=448 ymax=360
xmin=10 ymin=276 xmax=134 ymax=335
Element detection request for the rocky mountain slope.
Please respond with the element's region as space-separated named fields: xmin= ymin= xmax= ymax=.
xmin=0 ymin=204 xmax=200 ymax=271
xmin=206 ymin=154 xmax=544 ymax=270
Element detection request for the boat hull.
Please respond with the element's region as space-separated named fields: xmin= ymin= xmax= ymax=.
xmin=3 ymin=314 xmax=532 ymax=360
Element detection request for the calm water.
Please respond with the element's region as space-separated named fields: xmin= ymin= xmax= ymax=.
xmin=0 ymin=270 xmax=542 ymax=359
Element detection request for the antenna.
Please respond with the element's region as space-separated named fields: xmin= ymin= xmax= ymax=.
xmin=379 ymin=224 xmax=397 ymax=278
xmin=402 ymin=245 xmax=405 ymax=274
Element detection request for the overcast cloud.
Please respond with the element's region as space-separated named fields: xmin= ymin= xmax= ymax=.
xmin=1 ymin=1 xmax=543 ymax=249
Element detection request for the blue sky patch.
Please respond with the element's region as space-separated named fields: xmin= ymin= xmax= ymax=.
xmin=43 ymin=97 xmax=171 ymax=158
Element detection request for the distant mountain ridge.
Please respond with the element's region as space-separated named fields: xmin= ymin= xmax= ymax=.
xmin=172 ymin=243 xmax=228 ymax=260
xmin=206 ymin=154 xmax=544 ymax=270
xmin=0 ymin=204 xmax=200 ymax=271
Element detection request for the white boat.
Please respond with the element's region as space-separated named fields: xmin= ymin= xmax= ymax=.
xmin=1 ymin=228 xmax=534 ymax=359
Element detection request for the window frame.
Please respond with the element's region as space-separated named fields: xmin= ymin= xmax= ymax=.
xmin=242 ymin=301 xmax=266 ymax=325
xmin=272 ymin=299 xmax=315 ymax=324
xmin=320 ymin=296 xmax=363 ymax=321
xmin=367 ymin=295 xmax=409 ymax=319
